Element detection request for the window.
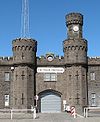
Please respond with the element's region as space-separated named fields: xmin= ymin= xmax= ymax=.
xmin=21 ymin=71 xmax=25 ymax=80
xmin=5 ymin=95 xmax=9 ymax=107
xmin=91 ymin=93 xmax=96 ymax=106
xmin=76 ymin=54 xmax=78 ymax=61
xmin=76 ymin=71 xmax=79 ymax=80
xmin=21 ymin=93 xmax=24 ymax=105
xmin=90 ymin=72 xmax=95 ymax=80
xmin=69 ymin=75 xmax=71 ymax=80
xmin=44 ymin=73 xmax=57 ymax=81
xmin=51 ymin=73 xmax=57 ymax=81
xmin=4 ymin=72 xmax=10 ymax=81
xmin=44 ymin=73 xmax=50 ymax=81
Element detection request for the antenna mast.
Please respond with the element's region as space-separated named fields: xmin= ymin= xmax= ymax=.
xmin=21 ymin=0 xmax=30 ymax=38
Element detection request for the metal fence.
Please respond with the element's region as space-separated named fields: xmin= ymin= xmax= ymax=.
xmin=0 ymin=108 xmax=37 ymax=119
xmin=84 ymin=107 xmax=100 ymax=118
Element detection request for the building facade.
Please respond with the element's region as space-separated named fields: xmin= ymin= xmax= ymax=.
xmin=0 ymin=12 xmax=100 ymax=113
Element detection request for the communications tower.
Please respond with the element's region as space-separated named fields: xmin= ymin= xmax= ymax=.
xmin=21 ymin=0 xmax=30 ymax=38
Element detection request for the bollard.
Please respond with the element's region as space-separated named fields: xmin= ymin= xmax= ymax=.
xmin=84 ymin=107 xmax=86 ymax=117
xmin=86 ymin=108 xmax=88 ymax=118
xmin=71 ymin=106 xmax=76 ymax=118
xmin=33 ymin=107 xmax=36 ymax=119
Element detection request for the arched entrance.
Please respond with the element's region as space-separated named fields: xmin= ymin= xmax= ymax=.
xmin=38 ymin=90 xmax=62 ymax=113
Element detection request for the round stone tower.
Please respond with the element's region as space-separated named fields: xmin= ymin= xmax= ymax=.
xmin=66 ymin=13 xmax=83 ymax=39
xmin=63 ymin=13 xmax=88 ymax=112
xmin=11 ymin=38 xmax=37 ymax=109
xmin=12 ymin=38 xmax=37 ymax=65
xmin=63 ymin=13 xmax=87 ymax=64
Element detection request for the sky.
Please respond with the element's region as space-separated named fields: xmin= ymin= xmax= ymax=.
xmin=0 ymin=0 xmax=100 ymax=57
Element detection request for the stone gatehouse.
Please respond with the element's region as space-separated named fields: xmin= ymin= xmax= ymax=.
xmin=0 ymin=12 xmax=100 ymax=113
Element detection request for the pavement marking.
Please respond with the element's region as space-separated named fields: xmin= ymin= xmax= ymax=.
xmin=77 ymin=113 xmax=84 ymax=118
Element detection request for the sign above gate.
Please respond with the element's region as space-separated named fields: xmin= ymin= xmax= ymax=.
xmin=37 ymin=67 xmax=64 ymax=73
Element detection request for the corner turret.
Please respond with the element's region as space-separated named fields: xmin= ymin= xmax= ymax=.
xmin=12 ymin=38 xmax=37 ymax=65
xmin=11 ymin=38 xmax=37 ymax=109
xmin=63 ymin=13 xmax=87 ymax=64
xmin=63 ymin=13 xmax=88 ymax=112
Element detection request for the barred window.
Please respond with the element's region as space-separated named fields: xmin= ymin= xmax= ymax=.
xmin=44 ymin=73 xmax=57 ymax=81
xmin=90 ymin=72 xmax=95 ymax=80
xmin=91 ymin=93 xmax=96 ymax=98
xmin=5 ymin=95 xmax=9 ymax=107
xmin=4 ymin=72 xmax=10 ymax=81
xmin=91 ymin=93 xmax=96 ymax=106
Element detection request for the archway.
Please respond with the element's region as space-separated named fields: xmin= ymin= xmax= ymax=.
xmin=38 ymin=89 xmax=62 ymax=113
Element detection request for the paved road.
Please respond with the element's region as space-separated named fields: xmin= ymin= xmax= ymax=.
xmin=0 ymin=112 xmax=78 ymax=122
xmin=0 ymin=112 xmax=100 ymax=122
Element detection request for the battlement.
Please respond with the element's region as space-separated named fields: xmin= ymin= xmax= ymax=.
xmin=63 ymin=45 xmax=86 ymax=52
xmin=88 ymin=56 xmax=100 ymax=65
xmin=12 ymin=38 xmax=37 ymax=52
xmin=63 ymin=39 xmax=87 ymax=52
xmin=66 ymin=12 xmax=83 ymax=26
xmin=0 ymin=56 xmax=13 ymax=61
xmin=12 ymin=38 xmax=36 ymax=44
xmin=89 ymin=56 xmax=100 ymax=59
xmin=37 ymin=54 xmax=64 ymax=66
xmin=37 ymin=55 xmax=64 ymax=60
xmin=0 ymin=56 xmax=13 ymax=65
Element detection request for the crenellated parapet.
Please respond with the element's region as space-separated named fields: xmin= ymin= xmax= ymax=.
xmin=0 ymin=56 xmax=13 ymax=65
xmin=12 ymin=38 xmax=37 ymax=65
xmin=63 ymin=38 xmax=87 ymax=64
xmin=63 ymin=38 xmax=87 ymax=52
xmin=37 ymin=54 xmax=64 ymax=66
xmin=88 ymin=57 xmax=100 ymax=65
xmin=12 ymin=38 xmax=37 ymax=52
xmin=66 ymin=12 xmax=83 ymax=26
